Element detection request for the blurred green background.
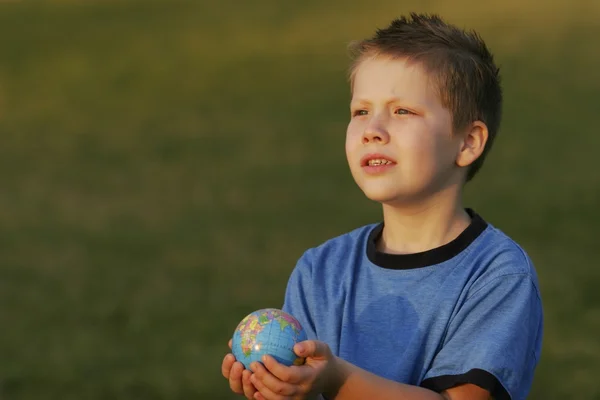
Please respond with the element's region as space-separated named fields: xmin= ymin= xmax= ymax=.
xmin=1 ymin=0 xmax=599 ymax=398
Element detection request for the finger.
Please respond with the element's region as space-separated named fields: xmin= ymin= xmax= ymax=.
xmin=222 ymin=353 xmax=236 ymax=379
xmin=294 ymin=340 xmax=330 ymax=359
xmin=229 ymin=361 xmax=245 ymax=394
xmin=251 ymin=361 xmax=296 ymax=398
xmin=251 ymin=372 xmax=286 ymax=400
xmin=228 ymin=339 xmax=233 ymax=350
xmin=262 ymin=355 xmax=306 ymax=384
xmin=242 ymin=369 xmax=257 ymax=399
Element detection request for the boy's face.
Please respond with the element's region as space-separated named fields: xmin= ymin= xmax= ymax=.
xmin=346 ymin=56 xmax=464 ymax=206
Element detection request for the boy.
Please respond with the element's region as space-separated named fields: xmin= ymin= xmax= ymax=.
xmin=222 ymin=13 xmax=543 ymax=400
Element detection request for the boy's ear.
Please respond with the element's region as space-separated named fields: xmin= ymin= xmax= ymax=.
xmin=456 ymin=121 xmax=488 ymax=168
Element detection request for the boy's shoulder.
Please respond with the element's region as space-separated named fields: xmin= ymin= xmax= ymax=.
xmin=294 ymin=223 xmax=377 ymax=277
xmin=462 ymin=219 xmax=541 ymax=297
xmin=303 ymin=222 xmax=378 ymax=258
xmin=475 ymin=221 xmax=536 ymax=274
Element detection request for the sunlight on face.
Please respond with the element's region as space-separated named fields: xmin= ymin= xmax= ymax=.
xmin=346 ymin=56 xmax=461 ymax=206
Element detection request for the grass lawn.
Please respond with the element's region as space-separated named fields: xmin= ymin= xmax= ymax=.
xmin=0 ymin=1 xmax=599 ymax=398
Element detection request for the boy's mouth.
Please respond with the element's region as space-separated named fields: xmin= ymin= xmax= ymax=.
xmin=361 ymin=154 xmax=396 ymax=167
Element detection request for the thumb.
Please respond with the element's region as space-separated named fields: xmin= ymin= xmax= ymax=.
xmin=294 ymin=340 xmax=330 ymax=358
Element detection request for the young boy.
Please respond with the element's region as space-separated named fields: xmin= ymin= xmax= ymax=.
xmin=222 ymin=13 xmax=543 ymax=400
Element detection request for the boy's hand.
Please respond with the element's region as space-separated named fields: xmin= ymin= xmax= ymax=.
xmin=222 ymin=339 xmax=258 ymax=399
xmin=249 ymin=340 xmax=337 ymax=400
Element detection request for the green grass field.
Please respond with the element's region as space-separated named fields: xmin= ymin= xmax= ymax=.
xmin=1 ymin=1 xmax=599 ymax=398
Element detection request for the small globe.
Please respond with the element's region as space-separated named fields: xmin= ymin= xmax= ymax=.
xmin=231 ymin=308 xmax=308 ymax=369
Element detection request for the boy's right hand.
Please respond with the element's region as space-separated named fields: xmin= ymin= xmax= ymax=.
xmin=221 ymin=339 xmax=258 ymax=399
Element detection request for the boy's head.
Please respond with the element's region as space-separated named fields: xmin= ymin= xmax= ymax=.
xmin=346 ymin=13 xmax=502 ymax=194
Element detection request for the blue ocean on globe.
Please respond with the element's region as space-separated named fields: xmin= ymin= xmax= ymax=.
xmin=231 ymin=308 xmax=308 ymax=369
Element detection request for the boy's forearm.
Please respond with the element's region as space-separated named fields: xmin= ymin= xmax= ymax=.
xmin=324 ymin=357 xmax=445 ymax=400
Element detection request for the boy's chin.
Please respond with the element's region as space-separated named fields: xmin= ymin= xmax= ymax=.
xmin=361 ymin=187 xmax=426 ymax=207
xmin=362 ymin=190 xmax=408 ymax=205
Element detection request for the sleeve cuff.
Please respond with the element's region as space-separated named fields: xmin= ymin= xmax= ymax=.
xmin=421 ymin=368 xmax=510 ymax=400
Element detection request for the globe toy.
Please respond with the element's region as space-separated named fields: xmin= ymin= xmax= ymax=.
xmin=231 ymin=308 xmax=308 ymax=369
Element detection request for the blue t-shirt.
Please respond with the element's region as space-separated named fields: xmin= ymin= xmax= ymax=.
xmin=282 ymin=209 xmax=543 ymax=400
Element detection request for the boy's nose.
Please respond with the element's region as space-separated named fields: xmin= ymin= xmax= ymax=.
xmin=362 ymin=124 xmax=390 ymax=144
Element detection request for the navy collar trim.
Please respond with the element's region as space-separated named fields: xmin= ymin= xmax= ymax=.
xmin=366 ymin=209 xmax=488 ymax=270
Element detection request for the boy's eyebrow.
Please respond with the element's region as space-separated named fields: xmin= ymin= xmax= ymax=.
xmin=350 ymin=98 xmax=372 ymax=107
xmin=350 ymin=97 xmax=411 ymax=107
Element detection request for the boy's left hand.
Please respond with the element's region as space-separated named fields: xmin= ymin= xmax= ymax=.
xmin=249 ymin=340 xmax=337 ymax=400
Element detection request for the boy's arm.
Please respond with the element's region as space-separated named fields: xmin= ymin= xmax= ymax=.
xmin=251 ymin=340 xmax=491 ymax=400
xmin=328 ymin=356 xmax=490 ymax=400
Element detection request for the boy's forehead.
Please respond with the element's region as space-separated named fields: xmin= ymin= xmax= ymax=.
xmin=352 ymin=56 xmax=437 ymax=101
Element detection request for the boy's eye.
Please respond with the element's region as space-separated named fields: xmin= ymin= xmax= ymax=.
xmin=353 ymin=109 xmax=368 ymax=117
xmin=395 ymin=108 xmax=413 ymax=115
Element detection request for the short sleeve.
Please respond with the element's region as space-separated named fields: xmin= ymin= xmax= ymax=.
xmin=421 ymin=273 xmax=543 ymax=400
xmin=281 ymin=250 xmax=318 ymax=341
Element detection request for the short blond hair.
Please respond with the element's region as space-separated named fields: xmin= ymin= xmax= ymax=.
xmin=348 ymin=13 xmax=502 ymax=182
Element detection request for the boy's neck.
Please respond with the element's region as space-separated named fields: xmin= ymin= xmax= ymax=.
xmin=378 ymin=192 xmax=471 ymax=255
